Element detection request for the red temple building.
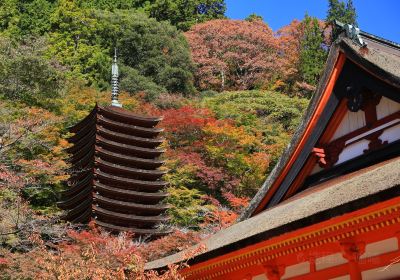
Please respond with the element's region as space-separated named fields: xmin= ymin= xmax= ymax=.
xmin=58 ymin=51 xmax=169 ymax=236
xmin=145 ymin=25 xmax=400 ymax=279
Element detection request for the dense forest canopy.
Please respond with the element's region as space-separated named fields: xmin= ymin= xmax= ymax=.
xmin=0 ymin=0 xmax=358 ymax=278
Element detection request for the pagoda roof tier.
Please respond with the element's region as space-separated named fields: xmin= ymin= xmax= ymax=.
xmin=97 ymin=116 xmax=163 ymax=138
xmin=69 ymin=142 xmax=94 ymax=164
xmin=67 ymin=120 xmax=96 ymax=143
xmin=60 ymin=105 xmax=168 ymax=236
xmin=63 ymin=173 xmax=92 ymax=195
xmin=93 ymin=194 xmax=169 ymax=215
xmin=96 ymin=135 xmax=164 ymax=159
xmin=95 ymin=220 xmax=171 ymax=236
xmin=58 ymin=185 xmax=92 ymax=209
xmin=68 ymin=107 xmax=98 ymax=133
xmin=95 ymin=158 xmax=167 ymax=180
xmin=93 ymin=205 xmax=168 ymax=224
xmin=98 ymin=106 xmax=163 ymax=128
xmin=62 ymin=198 xmax=92 ymax=221
xmin=71 ymin=207 xmax=92 ymax=223
xmin=95 ymin=147 xmax=164 ymax=169
xmin=97 ymin=126 xmax=164 ymax=148
xmin=94 ymin=170 xmax=167 ymax=191
xmin=66 ymin=129 xmax=96 ymax=154
xmin=93 ymin=182 xmax=168 ymax=202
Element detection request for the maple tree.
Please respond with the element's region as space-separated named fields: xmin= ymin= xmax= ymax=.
xmin=186 ymin=19 xmax=281 ymax=91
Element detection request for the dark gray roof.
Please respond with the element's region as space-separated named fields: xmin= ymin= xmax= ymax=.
xmin=146 ymin=156 xmax=400 ymax=270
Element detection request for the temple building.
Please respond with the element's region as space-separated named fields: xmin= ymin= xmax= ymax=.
xmin=145 ymin=25 xmax=400 ymax=279
xmin=58 ymin=51 xmax=170 ymax=236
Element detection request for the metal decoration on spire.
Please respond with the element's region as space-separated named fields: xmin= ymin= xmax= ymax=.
xmin=111 ymin=48 xmax=122 ymax=107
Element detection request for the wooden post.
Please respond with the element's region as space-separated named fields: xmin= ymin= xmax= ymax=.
xmin=340 ymin=242 xmax=365 ymax=280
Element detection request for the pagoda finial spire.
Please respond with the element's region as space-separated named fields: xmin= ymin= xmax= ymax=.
xmin=111 ymin=48 xmax=122 ymax=107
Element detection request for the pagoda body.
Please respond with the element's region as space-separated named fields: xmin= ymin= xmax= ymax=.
xmin=58 ymin=105 xmax=169 ymax=236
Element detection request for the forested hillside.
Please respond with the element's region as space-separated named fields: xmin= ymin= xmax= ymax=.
xmin=0 ymin=0 xmax=357 ymax=278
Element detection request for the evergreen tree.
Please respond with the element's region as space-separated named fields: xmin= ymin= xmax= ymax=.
xmin=327 ymin=0 xmax=357 ymax=26
xmin=298 ymin=15 xmax=327 ymax=92
xmin=326 ymin=0 xmax=357 ymax=41
xmin=245 ymin=13 xmax=263 ymax=22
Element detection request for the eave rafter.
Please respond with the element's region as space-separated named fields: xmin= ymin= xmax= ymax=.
xmin=183 ymin=196 xmax=400 ymax=280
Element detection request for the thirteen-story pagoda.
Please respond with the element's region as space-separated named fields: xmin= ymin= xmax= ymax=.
xmin=58 ymin=50 xmax=169 ymax=237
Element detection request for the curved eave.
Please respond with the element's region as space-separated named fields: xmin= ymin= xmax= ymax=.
xmin=68 ymin=106 xmax=97 ymax=133
xmin=69 ymin=141 xmax=94 ymax=164
xmin=95 ymin=220 xmax=171 ymax=236
xmin=62 ymin=198 xmax=92 ymax=221
xmin=68 ymin=163 xmax=93 ymax=183
xmin=95 ymin=147 xmax=164 ymax=169
xmin=62 ymin=174 xmax=92 ymax=197
xmin=97 ymin=126 xmax=164 ymax=148
xmin=68 ymin=150 xmax=94 ymax=171
xmin=93 ymin=194 xmax=169 ymax=213
xmin=67 ymin=120 xmax=96 ymax=143
xmin=94 ymin=170 xmax=167 ymax=191
xmin=58 ymin=185 xmax=92 ymax=209
xmin=93 ymin=205 xmax=168 ymax=224
xmin=98 ymin=106 xmax=163 ymax=128
xmin=66 ymin=130 xmax=96 ymax=154
xmin=72 ymin=207 xmax=92 ymax=223
xmin=95 ymin=158 xmax=166 ymax=180
xmin=96 ymin=135 xmax=164 ymax=158
xmin=93 ymin=181 xmax=168 ymax=202
xmin=98 ymin=116 xmax=163 ymax=138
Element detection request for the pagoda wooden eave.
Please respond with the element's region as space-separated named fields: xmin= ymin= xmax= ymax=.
xmin=93 ymin=205 xmax=169 ymax=224
xmin=97 ymin=126 xmax=164 ymax=148
xmin=98 ymin=106 xmax=163 ymax=128
xmin=96 ymin=135 xmax=164 ymax=158
xmin=97 ymin=116 xmax=163 ymax=138
xmin=60 ymin=105 xmax=169 ymax=236
xmin=93 ymin=182 xmax=168 ymax=202
xmin=95 ymin=158 xmax=166 ymax=180
xmin=94 ymin=220 xmax=170 ymax=236
xmin=95 ymin=147 xmax=164 ymax=169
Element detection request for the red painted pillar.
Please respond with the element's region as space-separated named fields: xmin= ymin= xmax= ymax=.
xmin=340 ymin=242 xmax=366 ymax=280
xmin=263 ymin=265 xmax=285 ymax=280
xmin=243 ymin=274 xmax=253 ymax=280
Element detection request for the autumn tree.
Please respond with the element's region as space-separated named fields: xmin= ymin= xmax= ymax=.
xmin=186 ymin=19 xmax=280 ymax=92
xmin=276 ymin=16 xmax=329 ymax=95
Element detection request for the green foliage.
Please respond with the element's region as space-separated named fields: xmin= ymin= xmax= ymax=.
xmin=46 ymin=5 xmax=195 ymax=94
xmin=136 ymin=0 xmax=226 ymax=31
xmin=0 ymin=36 xmax=64 ymax=108
xmin=166 ymin=186 xmax=210 ymax=228
xmin=298 ymin=15 xmax=327 ymax=91
xmin=204 ymin=90 xmax=308 ymax=132
xmin=0 ymin=0 xmax=56 ymax=37
xmin=202 ymin=90 xmax=307 ymax=169
xmin=79 ymin=0 xmax=226 ymax=31
xmin=95 ymin=10 xmax=195 ymax=95
xmin=327 ymin=0 xmax=357 ymax=41
xmin=326 ymin=0 xmax=357 ymax=25
xmin=245 ymin=13 xmax=263 ymax=22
